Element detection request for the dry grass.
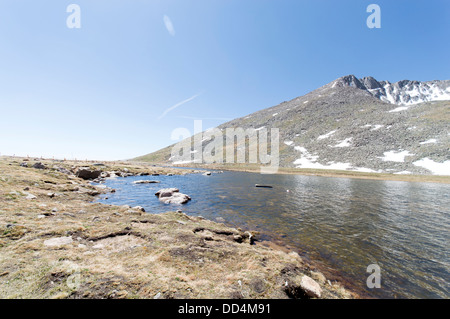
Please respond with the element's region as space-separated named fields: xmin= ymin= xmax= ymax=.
xmin=0 ymin=157 xmax=356 ymax=299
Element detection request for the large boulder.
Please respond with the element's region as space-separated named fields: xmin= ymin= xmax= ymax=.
xmin=155 ymin=188 xmax=191 ymax=204
xmin=75 ymin=167 xmax=102 ymax=180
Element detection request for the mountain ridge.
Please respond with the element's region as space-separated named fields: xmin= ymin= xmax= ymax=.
xmin=135 ymin=75 xmax=450 ymax=176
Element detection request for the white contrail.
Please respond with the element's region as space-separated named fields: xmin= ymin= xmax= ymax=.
xmin=158 ymin=93 xmax=201 ymax=120
xmin=163 ymin=15 xmax=175 ymax=36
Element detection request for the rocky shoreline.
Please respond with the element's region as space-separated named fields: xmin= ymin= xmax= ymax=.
xmin=0 ymin=157 xmax=357 ymax=299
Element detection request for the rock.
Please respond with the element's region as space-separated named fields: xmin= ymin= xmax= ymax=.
xmin=53 ymin=166 xmax=72 ymax=175
xmin=116 ymin=290 xmax=128 ymax=299
xmin=32 ymin=162 xmax=46 ymax=169
xmin=154 ymin=292 xmax=161 ymax=299
xmin=23 ymin=187 xmax=30 ymax=191
xmin=47 ymin=193 xmax=55 ymax=198
xmin=20 ymin=162 xmax=28 ymax=168
xmin=161 ymin=193 xmax=191 ymax=204
xmin=300 ymin=275 xmax=322 ymax=298
xmin=166 ymin=173 xmax=173 ymax=176
xmin=75 ymin=167 xmax=102 ymax=180
xmin=155 ymin=188 xmax=191 ymax=204
xmin=100 ymin=172 xmax=110 ymax=178
xmin=92 ymin=163 xmax=106 ymax=167
xmin=25 ymin=193 xmax=37 ymax=200
xmin=87 ymin=190 xmax=101 ymax=196
xmin=44 ymin=237 xmax=73 ymax=247
xmin=216 ymin=217 xmax=226 ymax=223
xmin=203 ymin=171 xmax=212 ymax=176
xmin=133 ymin=206 xmax=146 ymax=212
xmin=132 ymin=180 xmax=160 ymax=184
xmin=242 ymin=231 xmax=255 ymax=245
xmin=92 ymin=244 xmax=104 ymax=249
xmin=155 ymin=188 xmax=179 ymax=197
xmin=51 ymin=208 xmax=58 ymax=213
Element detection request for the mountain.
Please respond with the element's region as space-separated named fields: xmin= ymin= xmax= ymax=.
xmin=135 ymin=75 xmax=450 ymax=175
xmin=335 ymin=75 xmax=450 ymax=106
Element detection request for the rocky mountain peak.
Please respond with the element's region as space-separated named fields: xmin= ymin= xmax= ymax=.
xmin=332 ymin=75 xmax=450 ymax=106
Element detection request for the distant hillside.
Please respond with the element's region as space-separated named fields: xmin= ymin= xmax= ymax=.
xmin=134 ymin=75 xmax=450 ymax=175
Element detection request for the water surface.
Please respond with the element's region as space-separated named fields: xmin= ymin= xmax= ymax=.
xmin=95 ymin=171 xmax=450 ymax=299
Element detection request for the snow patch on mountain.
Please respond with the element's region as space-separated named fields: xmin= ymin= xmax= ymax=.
xmin=317 ymin=130 xmax=336 ymax=140
xmin=333 ymin=138 xmax=353 ymax=148
xmin=379 ymin=150 xmax=414 ymax=162
xmin=413 ymin=158 xmax=450 ymax=176
xmin=420 ymin=139 xmax=437 ymax=145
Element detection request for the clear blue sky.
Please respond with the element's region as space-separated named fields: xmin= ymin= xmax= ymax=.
xmin=0 ymin=0 xmax=449 ymax=160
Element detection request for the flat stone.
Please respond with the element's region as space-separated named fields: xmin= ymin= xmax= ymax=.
xmin=44 ymin=237 xmax=73 ymax=247
xmin=25 ymin=193 xmax=37 ymax=200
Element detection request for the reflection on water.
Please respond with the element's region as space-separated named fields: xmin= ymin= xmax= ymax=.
xmin=95 ymin=171 xmax=450 ymax=299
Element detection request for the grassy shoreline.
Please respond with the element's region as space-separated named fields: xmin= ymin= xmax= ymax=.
xmin=0 ymin=157 xmax=357 ymax=299
xmin=160 ymin=162 xmax=450 ymax=184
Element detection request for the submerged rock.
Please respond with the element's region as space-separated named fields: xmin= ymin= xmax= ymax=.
xmin=133 ymin=180 xmax=160 ymax=184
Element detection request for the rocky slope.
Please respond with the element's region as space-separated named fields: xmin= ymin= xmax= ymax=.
xmin=135 ymin=75 xmax=450 ymax=176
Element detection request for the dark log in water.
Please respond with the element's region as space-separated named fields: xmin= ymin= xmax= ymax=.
xmin=255 ymin=184 xmax=273 ymax=188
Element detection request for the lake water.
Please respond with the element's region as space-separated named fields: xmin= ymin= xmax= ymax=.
xmin=94 ymin=170 xmax=450 ymax=299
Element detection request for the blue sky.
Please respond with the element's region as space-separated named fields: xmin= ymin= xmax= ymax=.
xmin=0 ymin=0 xmax=449 ymax=160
